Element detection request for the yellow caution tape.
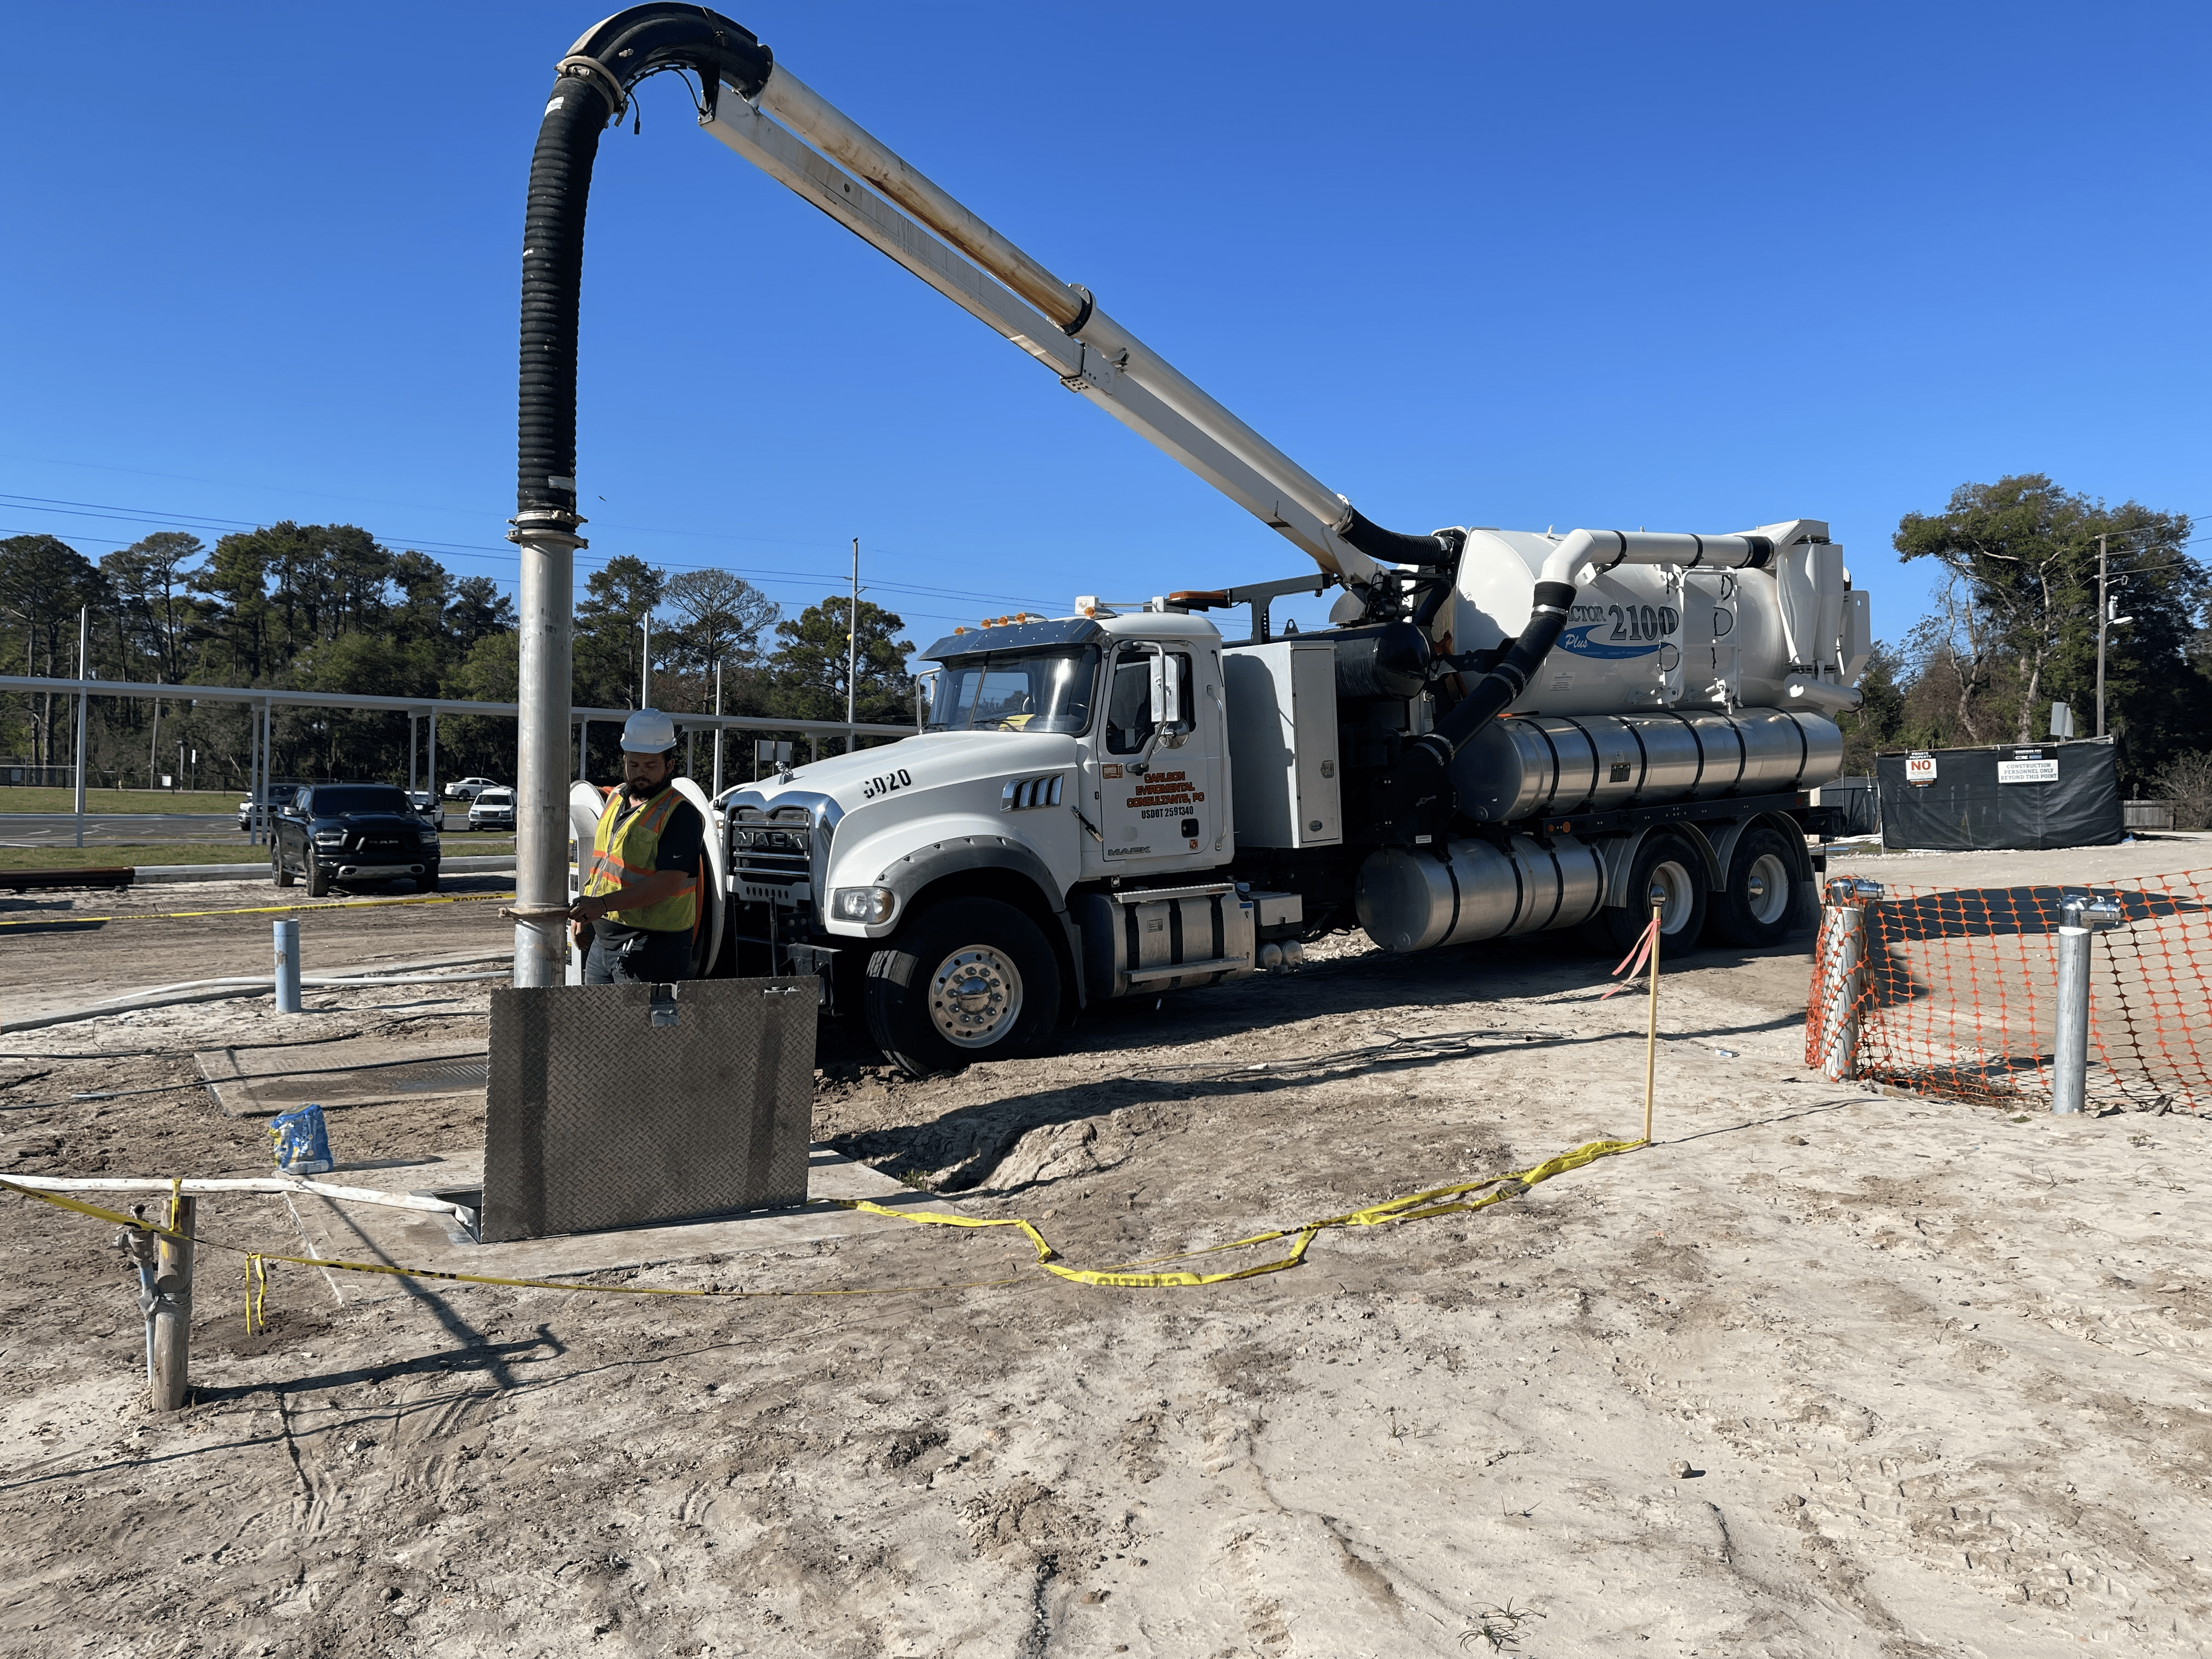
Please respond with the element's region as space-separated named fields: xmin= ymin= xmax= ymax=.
xmin=833 ymin=1136 xmax=1644 ymax=1288
xmin=2 ymin=1137 xmax=1643 ymax=1328
xmin=0 ymin=889 xmax=518 ymax=928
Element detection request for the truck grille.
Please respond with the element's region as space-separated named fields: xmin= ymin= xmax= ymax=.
xmin=730 ymin=805 xmax=815 ymax=907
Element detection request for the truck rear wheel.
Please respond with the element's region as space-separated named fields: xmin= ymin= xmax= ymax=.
xmin=864 ymin=899 xmax=1062 ymax=1077
xmin=1712 ymin=825 xmax=1797 ymax=948
xmin=1603 ymin=831 xmax=1708 ymax=957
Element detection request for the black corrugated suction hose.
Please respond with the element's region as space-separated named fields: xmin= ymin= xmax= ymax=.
xmin=517 ymin=82 xmax=607 ymax=519
xmin=515 ymin=5 xmax=774 ymax=523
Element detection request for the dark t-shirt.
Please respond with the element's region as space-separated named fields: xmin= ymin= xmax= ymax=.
xmin=593 ymin=783 xmax=706 ymax=940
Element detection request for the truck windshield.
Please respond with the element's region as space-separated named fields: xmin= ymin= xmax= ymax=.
xmin=927 ymin=647 xmax=1101 ymax=735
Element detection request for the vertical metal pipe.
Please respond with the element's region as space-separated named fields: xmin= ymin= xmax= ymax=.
xmin=408 ymin=713 xmax=419 ymax=794
xmin=2050 ymin=890 xmax=2121 ymax=1113
xmin=511 ymin=516 xmax=583 ymax=988
xmin=578 ymin=716 xmax=588 ymax=782
xmin=273 ymin=918 xmax=302 ymax=1015
xmin=2053 ymin=917 xmax=2090 ymax=1115
xmin=639 ymin=614 xmax=651 ymax=709
xmin=150 ymin=1195 xmax=195 ymax=1412
xmin=72 ymin=606 xmax=88 ymax=848
xmin=1816 ymin=878 xmax=1881 ymax=1081
xmin=426 ymin=706 xmax=438 ymax=802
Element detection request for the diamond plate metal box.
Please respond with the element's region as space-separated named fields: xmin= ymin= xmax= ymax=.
xmin=481 ymin=978 xmax=816 ymax=1243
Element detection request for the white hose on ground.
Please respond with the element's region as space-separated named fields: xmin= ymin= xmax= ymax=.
xmin=1 ymin=953 xmax=514 ymax=1035
xmin=4 ymin=1172 xmax=473 ymax=1225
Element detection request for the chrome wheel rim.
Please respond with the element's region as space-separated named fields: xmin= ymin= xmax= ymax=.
xmin=1744 ymin=851 xmax=1791 ymax=926
xmin=1646 ymin=858 xmax=1697 ymax=935
xmin=928 ymin=946 xmax=1024 ymax=1048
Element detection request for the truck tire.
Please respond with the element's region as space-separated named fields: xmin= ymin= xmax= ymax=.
xmin=1712 ymin=824 xmax=1797 ymax=949
xmin=272 ymin=849 xmax=294 ymax=888
xmin=864 ymin=899 xmax=1062 ymax=1077
xmin=1603 ymin=831 xmax=1708 ymax=958
xmin=307 ymin=861 xmax=332 ymax=899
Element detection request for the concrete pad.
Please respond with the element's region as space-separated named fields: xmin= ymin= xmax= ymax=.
xmin=196 ymin=1036 xmax=490 ymax=1116
xmin=276 ymin=1143 xmax=959 ymax=1304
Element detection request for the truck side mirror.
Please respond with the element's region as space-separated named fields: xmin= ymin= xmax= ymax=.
xmin=1149 ymin=651 xmax=1181 ymax=729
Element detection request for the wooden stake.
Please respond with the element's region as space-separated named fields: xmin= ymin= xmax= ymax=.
xmin=1642 ymin=901 xmax=1661 ymax=1145
xmin=151 ymin=1194 xmax=195 ymax=1412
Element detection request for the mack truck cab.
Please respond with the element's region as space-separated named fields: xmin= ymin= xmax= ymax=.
xmin=720 ymin=607 xmax=1274 ymax=1075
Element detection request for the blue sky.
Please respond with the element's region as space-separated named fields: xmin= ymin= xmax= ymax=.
xmin=4 ymin=1 xmax=2205 ymax=650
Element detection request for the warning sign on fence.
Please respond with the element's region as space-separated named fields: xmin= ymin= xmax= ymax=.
xmin=1875 ymin=737 xmax=2122 ymax=850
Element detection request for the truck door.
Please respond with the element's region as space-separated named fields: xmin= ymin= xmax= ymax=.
xmin=1096 ymin=640 xmax=1225 ymax=867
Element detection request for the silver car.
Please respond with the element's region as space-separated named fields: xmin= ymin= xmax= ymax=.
xmin=467 ymin=787 xmax=516 ymax=831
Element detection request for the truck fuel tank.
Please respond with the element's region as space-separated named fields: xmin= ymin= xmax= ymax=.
xmin=1448 ymin=707 xmax=1843 ymax=822
xmin=1356 ymin=834 xmax=1605 ymax=953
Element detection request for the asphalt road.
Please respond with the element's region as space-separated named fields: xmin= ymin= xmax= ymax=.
xmin=0 ymin=813 xmax=245 ymax=847
xmin=0 ymin=808 xmax=467 ymax=847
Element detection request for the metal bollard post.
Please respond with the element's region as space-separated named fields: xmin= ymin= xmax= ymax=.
xmin=150 ymin=1195 xmax=196 ymax=1412
xmin=1816 ymin=877 xmax=1884 ymax=1081
xmin=273 ymin=918 xmax=302 ymax=1014
xmin=2052 ymin=889 xmax=2125 ymax=1115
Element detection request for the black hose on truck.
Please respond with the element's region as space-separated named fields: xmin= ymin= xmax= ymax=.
xmin=516 ymin=7 xmax=774 ymax=523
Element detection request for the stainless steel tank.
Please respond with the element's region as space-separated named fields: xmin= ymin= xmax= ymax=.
xmin=1448 ymin=707 xmax=1843 ymax=823
xmin=1356 ymin=834 xmax=1605 ymax=953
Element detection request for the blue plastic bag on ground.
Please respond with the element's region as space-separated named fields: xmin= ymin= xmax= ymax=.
xmin=270 ymin=1104 xmax=334 ymax=1176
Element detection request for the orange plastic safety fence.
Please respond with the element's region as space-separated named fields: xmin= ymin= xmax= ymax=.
xmin=1803 ymin=869 xmax=2212 ymax=1113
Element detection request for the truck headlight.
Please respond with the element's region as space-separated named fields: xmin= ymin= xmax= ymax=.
xmin=419 ymin=831 xmax=439 ymax=847
xmin=832 ymin=886 xmax=895 ymax=924
xmin=313 ymin=830 xmax=345 ymax=847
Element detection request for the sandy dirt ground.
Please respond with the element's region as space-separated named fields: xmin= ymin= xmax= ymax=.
xmin=2 ymin=839 xmax=2210 ymax=1657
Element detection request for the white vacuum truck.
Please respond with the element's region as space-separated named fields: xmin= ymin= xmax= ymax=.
xmin=511 ymin=9 xmax=1871 ymax=1073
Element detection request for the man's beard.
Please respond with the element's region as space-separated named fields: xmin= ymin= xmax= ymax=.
xmin=623 ymin=774 xmax=663 ymax=800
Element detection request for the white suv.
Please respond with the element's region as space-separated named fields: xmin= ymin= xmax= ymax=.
xmin=467 ymin=787 xmax=516 ymax=832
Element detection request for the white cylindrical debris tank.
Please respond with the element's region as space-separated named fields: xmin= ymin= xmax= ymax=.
xmin=1448 ymin=708 xmax=1844 ymax=823
xmin=1448 ymin=528 xmax=1803 ymax=714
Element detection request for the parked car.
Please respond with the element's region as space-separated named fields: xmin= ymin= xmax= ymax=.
xmin=443 ymin=776 xmax=500 ymax=801
xmin=271 ymin=783 xmax=441 ymax=897
xmin=407 ymin=791 xmax=442 ymax=823
xmin=238 ymin=782 xmax=301 ymax=833
xmin=467 ymin=787 xmax=516 ymax=832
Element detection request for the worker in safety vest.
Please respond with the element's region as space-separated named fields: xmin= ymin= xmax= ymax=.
xmin=568 ymin=708 xmax=705 ymax=984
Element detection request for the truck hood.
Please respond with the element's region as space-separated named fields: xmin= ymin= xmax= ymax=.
xmin=723 ymin=730 xmax=1080 ymax=816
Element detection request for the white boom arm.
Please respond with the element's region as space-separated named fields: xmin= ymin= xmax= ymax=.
xmin=701 ymin=69 xmax=1387 ymax=588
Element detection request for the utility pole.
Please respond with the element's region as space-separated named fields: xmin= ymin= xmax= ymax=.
xmin=2096 ymin=532 xmax=2109 ymax=740
xmin=639 ymin=613 xmax=652 ymax=709
xmin=71 ymin=606 xmax=88 ymax=847
xmin=712 ymin=658 xmax=724 ymax=796
xmin=847 ymin=537 xmax=861 ymax=754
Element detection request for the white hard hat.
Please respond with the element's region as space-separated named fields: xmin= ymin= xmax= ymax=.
xmin=620 ymin=708 xmax=678 ymax=753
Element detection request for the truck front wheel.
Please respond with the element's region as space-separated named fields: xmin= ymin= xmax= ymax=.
xmin=864 ymin=899 xmax=1062 ymax=1077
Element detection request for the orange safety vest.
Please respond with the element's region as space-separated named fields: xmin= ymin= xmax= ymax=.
xmin=584 ymin=786 xmax=698 ymax=933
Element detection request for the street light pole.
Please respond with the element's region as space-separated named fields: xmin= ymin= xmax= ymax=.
xmin=639 ymin=614 xmax=652 ymax=709
xmin=712 ymin=658 xmax=724 ymax=796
